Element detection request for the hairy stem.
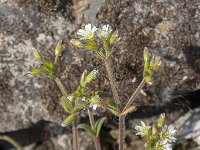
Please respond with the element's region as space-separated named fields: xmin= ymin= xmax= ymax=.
xmin=88 ymin=108 xmax=102 ymax=150
xmin=119 ymin=116 xmax=125 ymax=150
xmin=104 ymin=60 xmax=120 ymax=110
xmin=0 ymin=135 xmax=23 ymax=150
xmin=104 ymin=60 xmax=124 ymax=150
xmin=122 ymin=79 xmax=145 ymax=113
xmin=72 ymin=119 xmax=78 ymax=150
xmin=54 ymin=77 xmax=78 ymax=150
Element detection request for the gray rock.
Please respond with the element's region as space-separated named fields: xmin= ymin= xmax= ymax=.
xmin=174 ymin=107 xmax=200 ymax=145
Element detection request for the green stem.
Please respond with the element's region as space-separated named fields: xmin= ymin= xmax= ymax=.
xmin=122 ymin=79 xmax=145 ymax=113
xmin=54 ymin=77 xmax=78 ymax=150
xmin=0 ymin=135 xmax=23 ymax=150
xmin=88 ymin=108 xmax=102 ymax=150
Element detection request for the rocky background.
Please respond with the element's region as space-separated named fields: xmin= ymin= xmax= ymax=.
xmin=0 ymin=0 xmax=200 ymax=149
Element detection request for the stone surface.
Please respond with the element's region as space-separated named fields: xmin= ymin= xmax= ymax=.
xmin=174 ymin=107 xmax=200 ymax=145
xmin=0 ymin=1 xmax=200 ymax=150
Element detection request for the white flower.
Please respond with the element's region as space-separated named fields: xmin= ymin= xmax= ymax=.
xmin=97 ymin=24 xmax=112 ymax=39
xmin=89 ymin=103 xmax=98 ymax=110
xmin=155 ymin=140 xmax=172 ymax=150
xmin=77 ymin=23 xmax=97 ymax=40
xmin=161 ymin=125 xmax=176 ymax=143
xmin=135 ymin=121 xmax=151 ymax=137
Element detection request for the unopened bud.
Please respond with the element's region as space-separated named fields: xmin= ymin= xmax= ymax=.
xmin=143 ymin=47 xmax=149 ymax=62
xmin=70 ymin=39 xmax=82 ymax=47
xmin=33 ymin=49 xmax=42 ymax=61
xmin=110 ymin=30 xmax=118 ymax=44
xmin=29 ymin=68 xmax=41 ymax=76
xmin=55 ymin=41 xmax=62 ymax=57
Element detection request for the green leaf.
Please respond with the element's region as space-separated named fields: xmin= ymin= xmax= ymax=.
xmin=108 ymin=108 xmax=119 ymax=116
xmin=29 ymin=68 xmax=42 ymax=76
xmin=77 ymin=124 xmax=96 ymax=138
xmin=41 ymin=59 xmax=59 ymax=79
xmin=107 ymin=99 xmax=117 ymax=110
xmin=60 ymin=96 xmax=72 ymax=113
xmin=61 ymin=114 xmax=76 ymax=127
xmin=95 ymin=117 xmax=107 ymax=137
xmin=72 ymin=107 xmax=80 ymax=114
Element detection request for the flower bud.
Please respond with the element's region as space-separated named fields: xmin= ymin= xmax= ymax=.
xmin=29 ymin=68 xmax=41 ymax=76
xmin=33 ymin=49 xmax=42 ymax=61
xmin=70 ymin=39 xmax=82 ymax=47
xmin=85 ymin=70 xmax=98 ymax=84
xmin=110 ymin=30 xmax=118 ymax=44
xmin=157 ymin=113 xmax=165 ymax=128
xmin=61 ymin=114 xmax=76 ymax=127
xmin=143 ymin=47 xmax=149 ymax=62
xmin=84 ymin=41 xmax=99 ymax=51
xmin=55 ymin=41 xmax=62 ymax=57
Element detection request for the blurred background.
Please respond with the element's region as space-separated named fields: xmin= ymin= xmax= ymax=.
xmin=0 ymin=0 xmax=200 ymax=149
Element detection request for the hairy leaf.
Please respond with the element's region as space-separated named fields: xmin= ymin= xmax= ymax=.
xmin=61 ymin=114 xmax=76 ymax=127
xmin=60 ymin=96 xmax=72 ymax=113
xmin=95 ymin=117 xmax=107 ymax=137
xmin=77 ymin=124 xmax=96 ymax=138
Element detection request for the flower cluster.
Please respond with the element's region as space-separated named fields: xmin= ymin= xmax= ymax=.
xmin=135 ymin=114 xmax=176 ymax=150
xmin=71 ymin=23 xmax=118 ymax=60
xmin=143 ymin=47 xmax=162 ymax=85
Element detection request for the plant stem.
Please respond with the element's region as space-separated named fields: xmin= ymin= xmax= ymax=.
xmin=122 ymin=79 xmax=145 ymax=113
xmin=0 ymin=135 xmax=24 ymax=150
xmin=119 ymin=116 xmax=125 ymax=150
xmin=72 ymin=119 xmax=78 ymax=150
xmin=54 ymin=77 xmax=78 ymax=150
xmin=104 ymin=60 xmax=124 ymax=150
xmin=88 ymin=108 xmax=102 ymax=150
xmin=104 ymin=60 xmax=120 ymax=110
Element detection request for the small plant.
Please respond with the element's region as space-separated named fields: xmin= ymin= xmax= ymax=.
xmin=135 ymin=114 xmax=176 ymax=150
xmin=71 ymin=23 xmax=162 ymax=150
xmin=29 ymin=23 xmax=168 ymax=150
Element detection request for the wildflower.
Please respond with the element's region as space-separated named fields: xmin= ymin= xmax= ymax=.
xmin=77 ymin=23 xmax=97 ymax=40
xmin=89 ymin=95 xmax=100 ymax=110
xmin=89 ymin=103 xmax=99 ymax=110
xmin=135 ymin=121 xmax=151 ymax=137
xmin=97 ymin=24 xmax=112 ymax=39
xmin=155 ymin=140 xmax=172 ymax=150
xmin=160 ymin=125 xmax=176 ymax=143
